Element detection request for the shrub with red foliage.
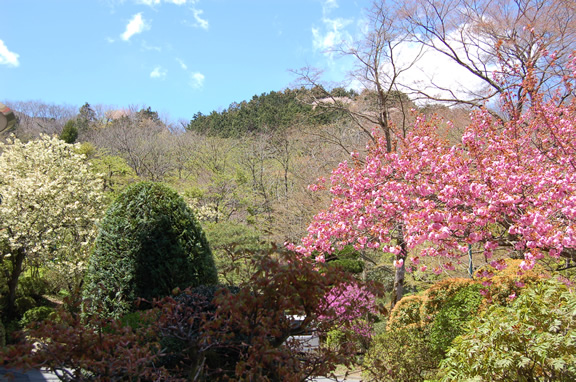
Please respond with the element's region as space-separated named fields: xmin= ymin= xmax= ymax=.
xmin=1 ymin=250 xmax=384 ymax=382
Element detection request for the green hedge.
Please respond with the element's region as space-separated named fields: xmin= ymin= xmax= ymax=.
xmin=84 ymin=182 xmax=218 ymax=318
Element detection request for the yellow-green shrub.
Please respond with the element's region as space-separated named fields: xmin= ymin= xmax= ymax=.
xmin=386 ymin=295 xmax=425 ymax=330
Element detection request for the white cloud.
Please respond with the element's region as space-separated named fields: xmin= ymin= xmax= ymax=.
xmin=311 ymin=0 xmax=352 ymax=57
xmin=142 ymin=41 xmax=162 ymax=51
xmin=0 ymin=40 xmax=20 ymax=67
xmin=312 ymin=17 xmax=352 ymax=53
xmin=192 ymin=8 xmax=209 ymax=30
xmin=322 ymin=0 xmax=338 ymax=13
xmin=136 ymin=0 xmax=187 ymax=6
xmin=189 ymin=72 xmax=205 ymax=89
xmin=137 ymin=0 xmax=161 ymax=5
xmin=150 ymin=66 xmax=167 ymax=79
xmin=121 ymin=13 xmax=150 ymax=41
xmin=176 ymin=58 xmax=188 ymax=70
xmin=384 ymin=27 xmax=495 ymax=104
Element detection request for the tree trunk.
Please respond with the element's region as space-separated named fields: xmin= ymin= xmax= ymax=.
xmin=6 ymin=247 xmax=26 ymax=319
xmin=390 ymin=235 xmax=408 ymax=310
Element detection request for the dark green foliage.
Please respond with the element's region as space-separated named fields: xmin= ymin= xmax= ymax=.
xmin=84 ymin=181 xmax=218 ymax=318
xmin=136 ymin=106 xmax=161 ymax=124
xmin=14 ymin=297 xmax=36 ymax=316
xmin=17 ymin=276 xmax=49 ymax=300
xmin=60 ymin=120 xmax=78 ymax=143
xmin=330 ymin=87 xmax=358 ymax=98
xmin=329 ymin=258 xmax=364 ymax=274
xmin=75 ymin=102 xmax=96 ymax=133
xmin=0 ymin=320 xmax=5 ymax=347
xmin=325 ymin=245 xmax=365 ymax=275
xmin=428 ymin=283 xmax=483 ymax=357
xmin=186 ymin=88 xmax=346 ymax=137
xmin=363 ymin=327 xmax=440 ymax=382
xmin=19 ymin=306 xmax=54 ymax=329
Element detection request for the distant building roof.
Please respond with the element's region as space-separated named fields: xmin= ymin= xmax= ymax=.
xmin=0 ymin=102 xmax=16 ymax=132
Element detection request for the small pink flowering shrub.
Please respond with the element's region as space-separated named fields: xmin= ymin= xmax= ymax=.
xmin=320 ymin=283 xmax=382 ymax=335
xmin=319 ymin=282 xmax=384 ymax=352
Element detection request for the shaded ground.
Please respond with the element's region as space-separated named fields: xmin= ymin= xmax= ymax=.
xmin=0 ymin=369 xmax=59 ymax=381
xmin=1 ymin=367 xmax=363 ymax=381
xmin=311 ymin=368 xmax=363 ymax=381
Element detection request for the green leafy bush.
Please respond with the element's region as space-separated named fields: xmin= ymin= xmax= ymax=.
xmin=84 ymin=181 xmax=218 ymax=318
xmin=363 ymin=327 xmax=440 ymax=382
xmin=326 ymin=245 xmax=365 ymax=275
xmin=386 ymin=294 xmax=425 ymax=330
xmin=440 ymin=278 xmax=576 ymax=381
xmin=17 ymin=276 xmax=49 ymax=299
xmin=325 ymin=329 xmax=347 ymax=351
xmin=419 ymin=278 xmax=476 ymax=326
xmin=428 ymin=283 xmax=483 ymax=357
xmin=203 ymin=221 xmax=267 ymax=286
xmin=19 ymin=306 xmax=54 ymax=329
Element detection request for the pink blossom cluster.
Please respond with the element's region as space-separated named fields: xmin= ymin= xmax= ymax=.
xmin=293 ymin=63 xmax=576 ymax=272
xmin=318 ymin=283 xmax=380 ymax=338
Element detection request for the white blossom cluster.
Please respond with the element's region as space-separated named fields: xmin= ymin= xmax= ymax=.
xmin=185 ymin=197 xmax=224 ymax=222
xmin=0 ymin=135 xmax=106 ymax=284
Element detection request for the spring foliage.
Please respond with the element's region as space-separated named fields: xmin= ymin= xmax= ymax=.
xmin=440 ymin=278 xmax=576 ymax=381
xmin=83 ymin=181 xmax=218 ymax=318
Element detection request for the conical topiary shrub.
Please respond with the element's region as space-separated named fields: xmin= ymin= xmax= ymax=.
xmin=83 ymin=181 xmax=218 ymax=318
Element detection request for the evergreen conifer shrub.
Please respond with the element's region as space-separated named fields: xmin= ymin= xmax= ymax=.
xmin=60 ymin=120 xmax=79 ymax=143
xmin=83 ymin=182 xmax=218 ymax=318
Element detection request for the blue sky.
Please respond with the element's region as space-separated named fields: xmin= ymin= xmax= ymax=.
xmin=0 ymin=0 xmax=372 ymax=121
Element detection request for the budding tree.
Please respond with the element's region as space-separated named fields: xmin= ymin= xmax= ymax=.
xmin=398 ymin=0 xmax=576 ymax=111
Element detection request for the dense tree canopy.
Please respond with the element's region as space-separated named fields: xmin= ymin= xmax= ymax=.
xmin=0 ymin=135 xmax=105 ymax=317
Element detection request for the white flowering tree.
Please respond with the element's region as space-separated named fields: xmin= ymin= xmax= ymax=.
xmin=0 ymin=135 xmax=105 ymax=317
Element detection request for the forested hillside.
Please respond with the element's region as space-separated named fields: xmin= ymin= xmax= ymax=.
xmin=186 ymin=87 xmax=355 ymax=137
xmin=2 ymin=88 xmax=393 ymax=237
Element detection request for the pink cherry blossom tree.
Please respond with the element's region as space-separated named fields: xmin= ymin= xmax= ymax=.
xmin=291 ymin=57 xmax=576 ymax=307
